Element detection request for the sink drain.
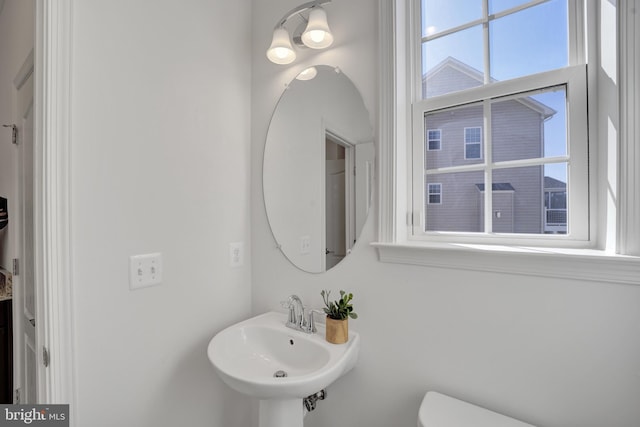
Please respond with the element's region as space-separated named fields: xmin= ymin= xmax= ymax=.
xmin=273 ymin=370 xmax=288 ymax=378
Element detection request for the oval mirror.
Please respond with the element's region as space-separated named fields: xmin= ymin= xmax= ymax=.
xmin=263 ymin=65 xmax=374 ymax=273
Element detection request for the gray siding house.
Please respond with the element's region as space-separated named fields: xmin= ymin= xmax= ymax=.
xmin=423 ymin=57 xmax=566 ymax=234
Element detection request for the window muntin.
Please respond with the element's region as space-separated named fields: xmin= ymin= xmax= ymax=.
xmin=421 ymin=0 xmax=569 ymax=99
xmin=417 ymin=82 xmax=583 ymax=238
xmin=413 ymin=0 xmax=588 ymax=243
xmin=489 ymin=0 xmax=538 ymax=14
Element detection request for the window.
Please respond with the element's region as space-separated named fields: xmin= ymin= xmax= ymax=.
xmin=375 ymin=0 xmax=640 ymax=283
xmin=412 ymin=0 xmax=588 ymax=243
xmin=426 ymin=129 xmax=441 ymax=150
xmin=427 ymin=183 xmax=441 ymax=204
xmin=464 ymin=127 xmax=481 ymax=160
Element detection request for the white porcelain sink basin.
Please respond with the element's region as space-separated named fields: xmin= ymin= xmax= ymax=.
xmin=207 ymin=311 xmax=360 ymax=399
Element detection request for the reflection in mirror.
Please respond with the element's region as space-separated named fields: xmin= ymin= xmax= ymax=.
xmin=263 ymin=65 xmax=374 ymax=273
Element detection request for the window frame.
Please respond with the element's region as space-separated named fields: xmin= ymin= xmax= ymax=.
xmin=463 ymin=126 xmax=482 ymax=160
xmin=373 ymin=0 xmax=640 ymax=285
xmin=427 ymin=182 xmax=442 ymax=205
xmin=426 ymin=128 xmax=441 ymax=151
xmin=410 ymin=0 xmax=589 ymax=246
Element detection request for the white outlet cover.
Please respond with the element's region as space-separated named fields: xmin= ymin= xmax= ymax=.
xmin=129 ymin=253 xmax=163 ymax=290
xmin=229 ymin=242 xmax=244 ymax=267
xmin=300 ymin=236 xmax=311 ymax=254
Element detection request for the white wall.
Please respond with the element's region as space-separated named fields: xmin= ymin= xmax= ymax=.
xmin=0 ymin=0 xmax=34 ymax=269
xmin=251 ymin=2 xmax=640 ymax=427
xmin=69 ymin=1 xmax=252 ymax=426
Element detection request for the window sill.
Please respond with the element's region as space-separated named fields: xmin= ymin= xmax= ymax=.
xmin=371 ymin=241 xmax=640 ymax=285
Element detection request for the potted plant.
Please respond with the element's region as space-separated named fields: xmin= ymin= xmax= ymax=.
xmin=321 ymin=289 xmax=357 ymax=344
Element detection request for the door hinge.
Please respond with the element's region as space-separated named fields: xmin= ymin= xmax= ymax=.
xmin=12 ymin=258 xmax=19 ymax=276
xmin=2 ymin=124 xmax=18 ymax=145
xmin=42 ymin=346 xmax=50 ymax=368
xmin=14 ymin=388 xmax=21 ymax=404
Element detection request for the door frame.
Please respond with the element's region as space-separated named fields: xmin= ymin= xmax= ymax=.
xmin=322 ymin=128 xmax=356 ymax=272
xmin=12 ymin=48 xmax=34 ymax=404
xmin=33 ymin=0 xmax=75 ymax=413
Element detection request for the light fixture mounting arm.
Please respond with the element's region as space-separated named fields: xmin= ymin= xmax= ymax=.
xmin=274 ymin=0 xmax=332 ymax=29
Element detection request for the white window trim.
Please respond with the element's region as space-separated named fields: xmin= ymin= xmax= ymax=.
xmin=373 ymin=0 xmax=640 ymax=285
xmin=618 ymin=0 xmax=640 ymax=256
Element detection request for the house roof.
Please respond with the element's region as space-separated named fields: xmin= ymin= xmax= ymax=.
xmin=425 ymin=56 xmax=486 ymax=84
xmin=475 ymin=178 xmax=566 ymax=192
xmin=544 ymin=176 xmax=567 ymax=189
xmin=424 ymin=57 xmax=557 ymax=119
xmin=475 ymin=183 xmax=516 ymax=192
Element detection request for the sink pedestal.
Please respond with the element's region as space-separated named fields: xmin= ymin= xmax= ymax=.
xmin=259 ymin=398 xmax=303 ymax=427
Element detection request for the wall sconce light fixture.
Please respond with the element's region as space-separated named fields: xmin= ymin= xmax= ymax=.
xmin=266 ymin=0 xmax=333 ymax=65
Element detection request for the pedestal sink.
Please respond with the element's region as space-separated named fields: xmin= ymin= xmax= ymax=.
xmin=207 ymin=311 xmax=360 ymax=427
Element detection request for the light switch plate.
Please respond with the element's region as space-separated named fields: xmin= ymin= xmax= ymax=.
xmin=129 ymin=253 xmax=163 ymax=290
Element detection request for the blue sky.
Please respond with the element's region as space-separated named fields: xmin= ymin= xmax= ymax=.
xmin=422 ymin=0 xmax=569 ymax=181
xmin=422 ymin=0 xmax=567 ymax=80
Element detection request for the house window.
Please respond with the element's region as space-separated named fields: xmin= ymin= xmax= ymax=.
xmin=427 ymin=129 xmax=441 ymax=151
xmin=413 ymin=0 xmax=588 ymax=242
xmin=374 ymin=1 xmax=640 ymax=282
xmin=464 ymin=127 xmax=481 ymax=160
xmin=427 ymin=183 xmax=441 ymax=204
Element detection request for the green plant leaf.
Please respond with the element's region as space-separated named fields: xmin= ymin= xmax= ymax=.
xmin=321 ymin=289 xmax=357 ymax=321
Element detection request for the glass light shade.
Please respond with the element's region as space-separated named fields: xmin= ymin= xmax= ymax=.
xmin=267 ymin=27 xmax=296 ymax=64
xmin=296 ymin=66 xmax=318 ymax=80
xmin=301 ymin=7 xmax=334 ymax=49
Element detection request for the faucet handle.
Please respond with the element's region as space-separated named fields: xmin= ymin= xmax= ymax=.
xmin=278 ymin=300 xmax=293 ymax=323
xmin=306 ymin=309 xmax=324 ymax=333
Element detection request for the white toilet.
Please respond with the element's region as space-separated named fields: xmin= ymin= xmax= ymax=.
xmin=418 ymin=392 xmax=536 ymax=427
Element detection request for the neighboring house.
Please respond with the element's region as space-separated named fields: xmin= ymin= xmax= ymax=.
xmin=544 ymin=176 xmax=568 ymax=233
xmin=422 ymin=57 xmax=566 ymax=234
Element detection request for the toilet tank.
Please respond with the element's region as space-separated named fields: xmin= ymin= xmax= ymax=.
xmin=418 ymin=392 xmax=536 ymax=427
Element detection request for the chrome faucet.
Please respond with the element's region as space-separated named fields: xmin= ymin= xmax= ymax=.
xmin=286 ymin=295 xmax=305 ymax=328
xmin=284 ymin=295 xmax=318 ymax=334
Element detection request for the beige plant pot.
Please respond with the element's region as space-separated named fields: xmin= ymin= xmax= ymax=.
xmin=325 ymin=317 xmax=348 ymax=344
